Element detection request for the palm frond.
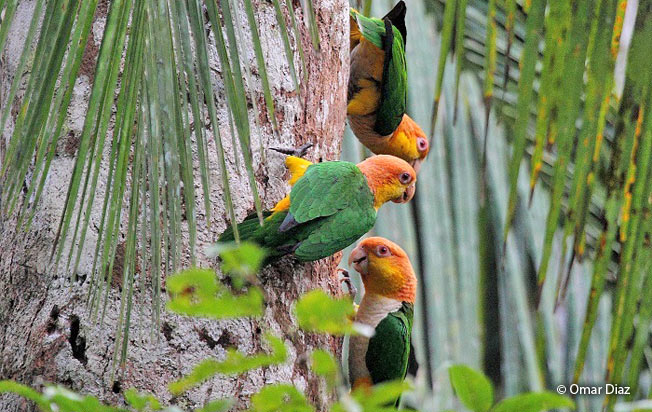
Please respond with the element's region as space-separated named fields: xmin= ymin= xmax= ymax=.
xmin=0 ymin=0 xmax=316 ymax=368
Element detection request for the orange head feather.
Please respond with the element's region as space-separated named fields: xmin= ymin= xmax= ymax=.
xmin=356 ymin=155 xmax=417 ymax=208
xmin=348 ymin=237 xmax=417 ymax=303
xmin=387 ymin=114 xmax=429 ymax=173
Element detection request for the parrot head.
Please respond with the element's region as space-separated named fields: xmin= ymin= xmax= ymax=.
xmin=390 ymin=114 xmax=429 ymax=173
xmin=348 ymin=237 xmax=417 ymax=303
xmin=356 ymin=155 xmax=417 ymax=208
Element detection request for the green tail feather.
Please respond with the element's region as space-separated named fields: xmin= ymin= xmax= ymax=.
xmin=218 ymin=210 xmax=298 ymax=265
xmin=218 ymin=211 xmax=272 ymax=243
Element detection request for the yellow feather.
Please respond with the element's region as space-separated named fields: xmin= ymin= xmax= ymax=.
xmin=270 ymin=196 xmax=290 ymax=213
xmin=347 ymin=81 xmax=381 ymax=116
xmin=270 ymin=156 xmax=313 ymax=213
xmin=285 ymin=156 xmax=312 ymax=185
xmin=350 ymin=14 xmax=362 ymax=50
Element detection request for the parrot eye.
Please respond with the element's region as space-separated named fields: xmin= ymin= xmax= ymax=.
xmin=376 ymin=245 xmax=391 ymax=257
xmin=417 ymin=137 xmax=429 ymax=153
xmin=399 ymin=172 xmax=412 ymax=185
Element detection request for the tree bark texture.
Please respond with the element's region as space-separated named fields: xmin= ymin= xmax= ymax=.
xmin=0 ymin=0 xmax=348 ymax=410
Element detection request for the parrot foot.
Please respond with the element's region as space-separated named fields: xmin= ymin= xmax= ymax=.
xmin=270 ymin=142 xmax=313 ymax=158
xmin=337 ymin=268 xmax=358 ymax=298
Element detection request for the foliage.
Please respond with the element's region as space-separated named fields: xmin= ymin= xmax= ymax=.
xmin=207 ymin=242 xmax=267 ymax=287
xmin=166 ymin=268 xmax=264 ymax=319
xmin=0 ymin=381 xmax=126 ymax=412
xmin=332 ymin=380 xmax=413 ymax=412
xmin=295 ymin=290 xmax=358 ymax=335
xmin=311 ymin=349 xmax=339 ymax=387
xmin=168 ymin=334 xmax=287 ymax=395
xmin=351 ymin=1 xmax=652 ymax=410
xmin=124 ymin=389 xmax=162 ymax=411
xmin=249 ymin=384 xmax=314 ymax=412
xmin=448 ymin=365 xmax=574 ymax=412
xmin=491 ymin=393 xmax=575 ymax=412
xmin=1 ymin=242 xmax=581 ymax=411
xmin=2 ymin=0 xmax=652 ymax=411
xmin=448 ymin=365 xmax=493 ymax=412
xmin=0 ymin=0 xmax=317 ymax=366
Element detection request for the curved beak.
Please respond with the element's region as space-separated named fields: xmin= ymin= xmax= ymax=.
xmin=410 ymin=158 xmax=423 ymax=174
xmin=348 ymin=245 xmax=368 ymax=275
xmin=392 ymin=183 xmax=416 ymax=204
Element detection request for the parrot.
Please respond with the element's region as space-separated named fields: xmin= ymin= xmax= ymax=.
xmin=218 ymin=155 xmax=417 ymax=264
xmin=348 ymin=1 xmax=430 ymax=172
xmin=347 ymin=236 xmax=418 ymax=406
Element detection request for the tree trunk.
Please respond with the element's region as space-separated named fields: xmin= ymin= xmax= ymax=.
xmin=0 ymin=0 xmax=348 ymax=410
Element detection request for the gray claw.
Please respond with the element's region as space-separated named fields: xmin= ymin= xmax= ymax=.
xmin=270 ymin=142 xmax=313 ymax=158
xmin=337 ymin=268 xmax=357 ymax=298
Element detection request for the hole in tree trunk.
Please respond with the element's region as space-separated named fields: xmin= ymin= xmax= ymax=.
xmin=68 ymin=315 xmax=88 ymax=365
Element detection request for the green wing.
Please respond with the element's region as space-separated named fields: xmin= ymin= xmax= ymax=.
xmin=366 ymin=303 xmax=413 ymax=399
xmin=350 ymin=8 xmax=407 ymax=136
xmin=289 ymin=161 xmax=376 ymax=261
xmin=289 ymin=161 xmax=371 ymax=223
xmin=219 ymin=162 xmax=376 ymax=263
xmin=350 ymin=9 xmax=385 ymax=49
xmin=238 ymin=162 xmax=375 ymax=262
xmin=375 ymin=26 xmax=407 ymax=136
xmin=293 ymin=195 xmax=376 ymax=261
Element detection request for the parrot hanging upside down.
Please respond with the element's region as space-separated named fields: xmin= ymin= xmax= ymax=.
xmin=347 ymin=237 xmax=418 ymax=406
xmin=348 ymin=1 xmax=430 ymax=172
xmin=218 ymin=155 xmax=417 ymax=264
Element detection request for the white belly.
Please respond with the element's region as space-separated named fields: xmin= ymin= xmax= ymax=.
xmin=348 ymin=294 xmax=402 ymax=386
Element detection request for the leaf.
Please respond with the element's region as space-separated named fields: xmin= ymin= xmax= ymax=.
xmin=453 ymin=0 xmax=468 ymax=123
xmin=481 ymin=0 xmax=497 ymax=167
xmin=188 ymin=0 xmax=239 ymax=241
xmin=535 ymin=0 xmax=593 ymax=298
xmin=503 ymin=0 xmax=546 ymax=243
xmin=502 ymin=0 xmax=516 ymax=90
xmin=249 ymin=384 xmax=314 ymax=412
xmin=574 ymin=96 xmax=639 ymax=383
xmin=448 ymin=364 xmax=494 ymax=412
xmin=295 ymin=290 xmax=355 ymax=335
xmin=431 ymin=0 xmax=457 ymax=133
xmin=207 ymin=242 xmax=267 ymax=280
xmin=285 ymin=0 xmax=307 ymax=83
xmin=528 ymin=0 xmax=571 ymax=201
xmin=303 ymin=0 xmax=320 ymax=51
xmin=605 ymin=90 xmax=652 ymax=397
xmin=557 ymin=0 xmax=617 ymax=303
xmin=0 ymin=0 xmax=17 ymax=55
xmin=0 ymin=380 xmax=51 ymax=412
xmin=351 ymin=379 xmax=412 ymax=407
xmin=0 ymin=0 xmax=44 ymax=140
xmin=170 ymin=0 xmax=212 ymax=228
xmin=169 ymin=334 xmax=287 ymax=395
xmin=195 ymin=399 xmax=234 ymax=412
xmin=272 ymin=0 xmax=300 ymax=94
xmin=625 ymin=239 xmax=652 ymax=399
xmin=243 ymin=0 xmax=279 ymax=139
xmin=214 ymin=0 xmax=265 ymax=225
xmin=166 ymin=268 xmax=264 ymax=319
xmin=310 ymin=349 xmax=338 ymax=386
xmin=492 ymin=392 xmax=575 ymax=412
xmin=453 ymin=0 xmax=468 ymax=122
xmin=124 ymin=389 xmax=161 ymax=411
xmin=40 ymin=386 xmax=127 ymax=412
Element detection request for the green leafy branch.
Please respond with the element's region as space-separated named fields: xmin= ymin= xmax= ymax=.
xmin=448 ymin=364 xmax=574 ymax=412
xmin=169 ymin=334 xmax=288 ymax=395
xmin=166 ymin=268 xmax=264 ymax=319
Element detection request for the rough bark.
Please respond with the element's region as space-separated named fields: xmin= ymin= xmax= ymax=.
xmin=0 ymin=0 xmax=348 ymax=410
